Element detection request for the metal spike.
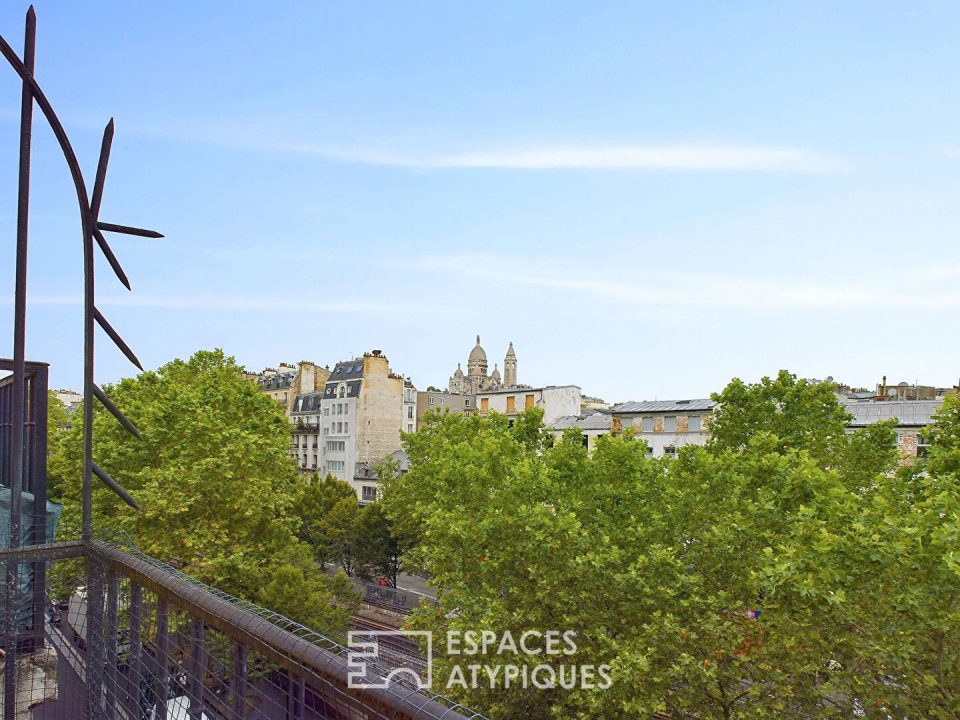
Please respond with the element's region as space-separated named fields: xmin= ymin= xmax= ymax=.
xmin=97 ymin=221 xmax=163 ymax=239
xmin=93 ymin=306 xmax=144 ymax=371
xmin=90 ymin=118 xmax=114 ymax=220
xmin=93 ymin=384 xmax=142 ymax=440
xmin=93 ymin=226 xmax=131 ymax=290
xmin=92 ymin=462 xmax=140 ymax=510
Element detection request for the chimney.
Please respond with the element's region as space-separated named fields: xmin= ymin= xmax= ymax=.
xmin=299 ymin=361 xmax=315 ymax=393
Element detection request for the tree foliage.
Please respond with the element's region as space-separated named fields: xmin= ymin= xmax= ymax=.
xmin=382 ymin=378 xmax=958 ymax=719
xmin=297 ymin=476 xmax=406 ymax=584
xmin=48 ymin=349 xmax=358 ymax=634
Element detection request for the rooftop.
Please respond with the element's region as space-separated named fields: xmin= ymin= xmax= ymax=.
xmin=475 ymin=384 xmax=579 ymax=396
xmin=612 ymin=399 xmax=717 ymax=414
xmin=844 ymin=399 xmax=943 ymax=427
xmin=550 ymin=412 xmax=613 ymax=431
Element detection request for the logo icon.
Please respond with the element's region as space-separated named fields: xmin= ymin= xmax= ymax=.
xmin=347 ymin=630 xmax=433 ymax=690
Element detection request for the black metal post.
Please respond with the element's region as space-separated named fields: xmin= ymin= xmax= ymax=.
xmin=86 ymin=558 xmax=104 ymax=718
xmin=188 ymin=618 xmax=205 ymax=720
xmin=4 ymin=11 xmax=35 ymax=718
xmin=104 ymin=569 xmax=119 ymax=720
xmin=128 ymin=581 xmax=143 ymax=719
xmin=156 ymin=597 xmax=169 ymax=720
xmin=292 ymin=672 xmax=305 ymax=720
xmin=28 ymin=364 xmax=47 ymax=649
xmin=232 ymin=641 xmax=246 ymax=720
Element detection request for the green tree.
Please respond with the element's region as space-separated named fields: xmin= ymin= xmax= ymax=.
xmin=709 ymin=370 xmax=898 ymax=481
xmin=296 ymin=475 xmax=357 ymax=561
xmin=46 ymin=392 xmax=71 ymax=498
xmin=256 ymin=548 xmax=360 ymax=635
xmin=837 ymin=394 xmax=960 ymax=717
xmin=925 ymin=392 xmax=960 ymax=476
xmin=296 ymin=476 xmax=361 ymax=573
xmin=709 ymin=371 xmax=851 ymax=463
xmin=355 ymin=503 xmax=404 ymax=586
xmin=382 ymin=390 xmax=911 ymax=719
xmin=47 ymin=391 xmax=70 ymax=436
xmin=48 ymin=349 xmax=355 ymax=636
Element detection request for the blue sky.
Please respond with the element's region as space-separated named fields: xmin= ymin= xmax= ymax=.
xmin=1 ymin=2 xmax=959 ymax=401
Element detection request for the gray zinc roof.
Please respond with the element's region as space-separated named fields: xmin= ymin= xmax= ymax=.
xmin=258 ymin=372 xmax=294 ymax=391
xmin=293 ymin=392 xmax=323 ymax=413
xmin=844 ymin=399 xmax=942 ymax=427
xmin=327 ymin=360 xmax=365 ymax=382
xmin=612 ymin=399 xmax=716 ymax=414
xmin=550 ymin=412 xmax=613 ymax=431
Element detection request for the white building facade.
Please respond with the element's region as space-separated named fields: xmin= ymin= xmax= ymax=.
xmin=475 ymin=385 xmax=582 ymax=426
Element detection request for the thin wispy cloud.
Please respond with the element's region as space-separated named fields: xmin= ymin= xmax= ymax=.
xmin=276 ymin=142 xmax=843 ymax=173
xmin=416 ymin=145 xmax=844 ymax=173
xmin=405 ymin=254 xmax=960 ymax=312
xmin=114 ymin=118 xmax=845 ymax=174
xmin=1 ymin=294 xmax=459 ymax=316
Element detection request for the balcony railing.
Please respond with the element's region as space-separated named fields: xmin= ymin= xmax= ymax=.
xmin=0 ymin=537 xmax=487 ymax=720
xmin=291 ymin=423 xmax=320 ymax=434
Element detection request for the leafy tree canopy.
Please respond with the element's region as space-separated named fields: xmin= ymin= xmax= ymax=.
xmin=382 ymin=381 xmax=957 ymax=719
xmin=49 ymin=349 xmax=358 ymax=634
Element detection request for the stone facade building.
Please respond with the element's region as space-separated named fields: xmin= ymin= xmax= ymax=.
xmin=292 ymin=351 xmax=409 ymax=500
xmin=254 ymin=361 xmax=329 ymax=417
xmin=416 ymin=390 xmax=475 ymax=426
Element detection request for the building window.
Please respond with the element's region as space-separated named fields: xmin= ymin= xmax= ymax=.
xmin=663 ymin=416 xmax=677 ymax=433
xmin=525 ymin=394 xmax=535 ymax=408
xmin=407 ymin=406 xmax=414 ymax=419
xmin=326 ymin=460 xmax=345 ymax=473
xmin=664 ymin=446 xmax=677 ymax=457
xmin=323 ymin=428 xmax=328 ymax=436
xmin=362 ymin=486 xmax=378 ymax=502
xmin=688 ymin=415 xmax=702 ymax=432
xmin=581 ymin=434 xmax=589 ymax=449
xmin=407 ymin=423 xmax=414 ymax=432
xmin=465 ymin=399 xmax=471 ymax=407
xmin=440 ymin=397 xmax=446 ymax=405
xmin=917 ymin=434 xmax=930 ymax=458
xmin=480 ymin=398 xmax=489 ymax=412
xmin=344 ymin=422 xmax=349 ymax=433
xmin=429 ymin=397 xmax=435 ymax=405
xmin=336 ymin=422 xmax=343 ymax=433
xmin=641 ymin=417 xmax=654 ymax=433
xmin=327 ymin=440 xmax=345 ymax=452
xmin=323 ymin=407 xmax=329 ymax=416
xmin=506 ymin=396 xmax=516 ymax=413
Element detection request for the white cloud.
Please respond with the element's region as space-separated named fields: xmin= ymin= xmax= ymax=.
xmin=250 ymin=141 xmax=844 ymax=173
xmin=118 ymin=118 xmax=844 ymax=174
xmin=3 ymin=294 xmax=458 ymax=316
xmin=406 ymin=254 xmax=960 ymax=312
xmin=418 ymin=145 xmax=843 ymax=173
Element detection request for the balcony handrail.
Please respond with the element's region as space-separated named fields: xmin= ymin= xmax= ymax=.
xmin=85 ymin=539 xmax=485 ymax=719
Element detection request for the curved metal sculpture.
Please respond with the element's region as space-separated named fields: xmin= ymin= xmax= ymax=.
xmin=0 ymin=6 xmax=162 ymax=541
